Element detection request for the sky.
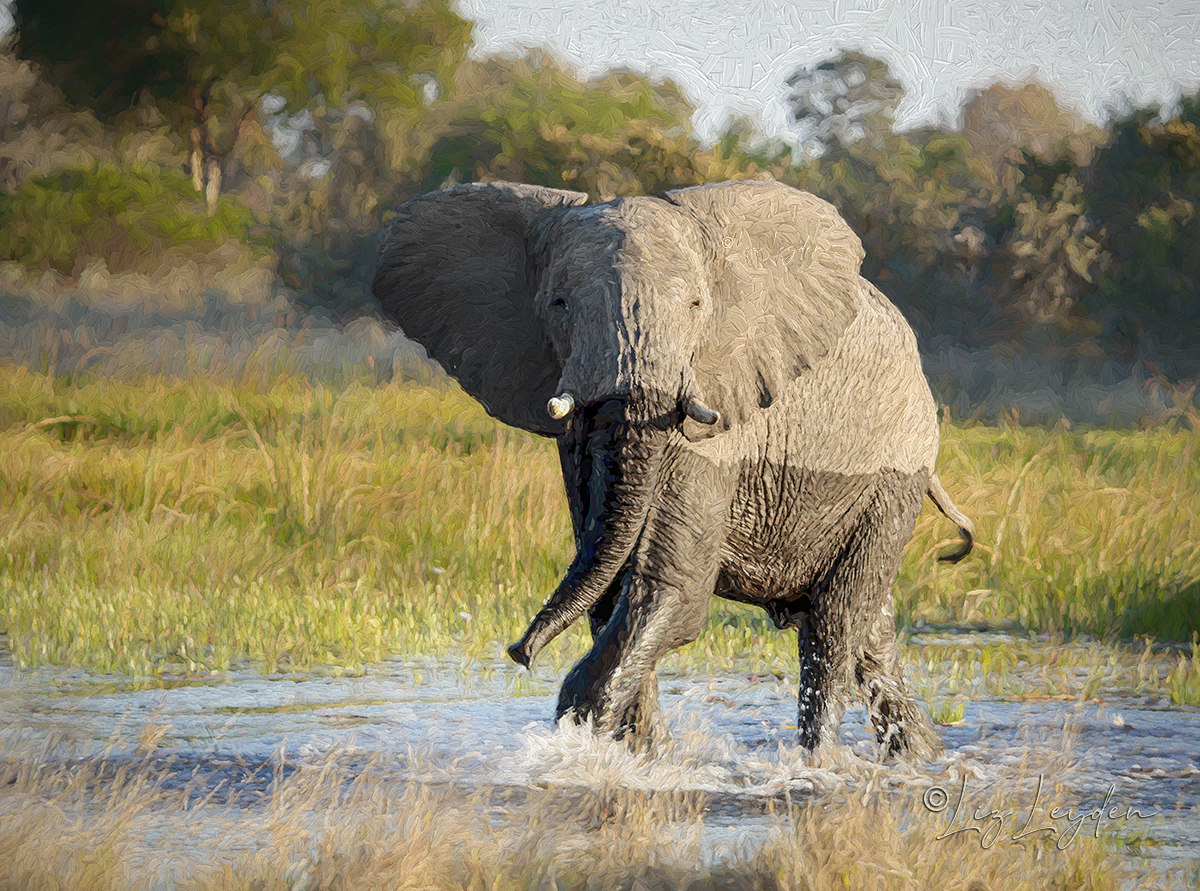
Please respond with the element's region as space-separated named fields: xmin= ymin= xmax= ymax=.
xmin=3 ymin=0 xmax=1198 ymax=144
xmin=457 ymin=0 xmax=1200 ymax=142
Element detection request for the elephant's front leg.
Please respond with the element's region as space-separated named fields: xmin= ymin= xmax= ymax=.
xmin=556 ymin=565 xmax=713 ymax=744
xmin=557 ymin=476 xmax=724 ymax=744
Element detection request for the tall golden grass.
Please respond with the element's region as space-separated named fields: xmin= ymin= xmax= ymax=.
xmin=1 ymin=363 xmax=1198 ymax=679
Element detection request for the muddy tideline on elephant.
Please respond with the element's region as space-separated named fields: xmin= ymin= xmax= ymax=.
xmin=373 ymin=179 xmax=973 ymax=759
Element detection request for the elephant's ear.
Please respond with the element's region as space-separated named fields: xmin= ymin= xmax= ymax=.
xmin=666 ymin=180 xmax=864 ymax=431
xmin=373 ymin=182 xmax=589 ymax=436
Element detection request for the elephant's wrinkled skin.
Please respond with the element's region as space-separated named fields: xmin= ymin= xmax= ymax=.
xmin=373 ymin=180 xmax=973 ymax=759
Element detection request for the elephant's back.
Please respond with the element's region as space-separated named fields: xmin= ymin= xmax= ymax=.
xmin=762 ymin=281 xmax=938 ymax=476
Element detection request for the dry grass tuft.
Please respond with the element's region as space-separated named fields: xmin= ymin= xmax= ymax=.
xmin=0 ymin=738 xmax=1144 ymax=891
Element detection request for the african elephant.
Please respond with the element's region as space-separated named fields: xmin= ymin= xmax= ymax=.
xmin=372 ymin=179 xmax=973 ymax=759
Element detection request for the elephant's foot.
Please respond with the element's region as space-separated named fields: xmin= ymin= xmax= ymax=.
xmin=875 ymin=715 xmax=944 ymax=762
xmin=605 ymin=672 xmax=667 ymax=753
xmin=557 ymin=666 xmax=667 ymax=753
xmin=864 ymin=680 xmax=944 ymax=760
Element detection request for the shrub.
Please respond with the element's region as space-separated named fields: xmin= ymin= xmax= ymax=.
xmin=0 ymin=162 xmax=257 ymax=274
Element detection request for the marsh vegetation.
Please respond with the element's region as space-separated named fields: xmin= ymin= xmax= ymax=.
xmin=2 ymin=366 xmax=1198 ymax=678
xmin=2 ymin=366 xmax=1198 ymax=889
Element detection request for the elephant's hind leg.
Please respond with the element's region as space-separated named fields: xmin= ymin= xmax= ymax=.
xmin=798 ymin=470 xmax=935 ymax=757
xmin=857 ymin=607 xmax=943 ymax=760
xmin=851 ymin=474 xmax=942 ymax=759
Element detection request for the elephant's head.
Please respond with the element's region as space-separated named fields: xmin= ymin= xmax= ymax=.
xmin=530 ymin=198 xmax=723 ymax=427
xmin=373 ymin=180 xmax=866 ymax=665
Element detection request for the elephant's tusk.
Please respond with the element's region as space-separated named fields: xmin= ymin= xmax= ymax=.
xmin=685 ymin=399 xmax=721 ymax=425
xmin=547 ymin=392 xmax=577 ymax=419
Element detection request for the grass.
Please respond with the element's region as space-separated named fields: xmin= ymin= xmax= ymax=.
xmin=2 ymin=365 xmax=1197 ymax=891
xmin=931 ymin=699 xmax=966 ymax=725
xmin=1165 ymin=634 xmax=1200 ymax=706
xmin=902 ymin=632 xmax=1200 ymax=707
xmin=1 ymin=363 xmax=1198 ymax=679
xmin=0 ymin=363 xmax=575 ymax=675
xmin=0 ymin=734 xmax=1152 ymax=891
xmin=896 ymin=413 xmax=1200 ymax=642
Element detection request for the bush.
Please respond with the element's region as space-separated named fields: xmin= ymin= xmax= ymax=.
xmin=0 ymin=162 xmax=257 ymax=274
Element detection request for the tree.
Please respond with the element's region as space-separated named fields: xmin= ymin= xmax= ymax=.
xmin=0 ymin=38 xmax=107 ymax=194
xmin=15 ymin=0 xmax=472 ymax=214
xmin=995 ymin=173 xmax=1113 ymax=328
xmin=959 ymin=80 xmax=1107 ymax=197
xmin=784 ymin=50 xmax=904 ymax=156
xmin=1082 ymin=91 xmax=1200 ymax=360
xmin=968 ymin=87 xmax=1200 ymax=368
xmin=419 ymin=52 xmax=745 ymax=200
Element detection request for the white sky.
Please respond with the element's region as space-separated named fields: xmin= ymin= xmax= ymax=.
xmin=457 ymin=0 xmax=1200 ymax=142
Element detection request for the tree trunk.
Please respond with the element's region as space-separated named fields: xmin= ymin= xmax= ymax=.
xmin=204 ymin=157 xmax=221 ymax=216
xmin=189 ymin=128 xmax=204 ymax=194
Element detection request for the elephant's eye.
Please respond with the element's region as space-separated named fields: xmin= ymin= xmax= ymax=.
xmin=689 ymin=300 xmax=701 ymax=312
xmin=550 ymin=293 xmax=568 ymax=311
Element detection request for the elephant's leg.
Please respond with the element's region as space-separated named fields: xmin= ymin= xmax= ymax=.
xmin=557 ymin=572 xmax=710 ymax=746
xmin=607 ymin=571 xmax=711 ymax=740
xmin=796 ymin=600 xmax=849 ymax=753
xmin=798 ymin=472 xmax=930 ymax=756
xmin=556 ymin=498 xmax=722 ymax=746
xmin=857 ymin=596 xmax=943 ymax=760
xmin=840 ymin=474 xmax=941 ymax=759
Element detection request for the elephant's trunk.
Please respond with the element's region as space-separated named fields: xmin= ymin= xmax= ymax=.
xmin=508 ymin=397 xmax=667 ymax=667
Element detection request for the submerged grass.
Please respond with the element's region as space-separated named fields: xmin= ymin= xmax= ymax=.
xmin=903 ymin=632 xmax=1200 ymax=708
xmin=1 ymin=363 xmax=1198 ymax=676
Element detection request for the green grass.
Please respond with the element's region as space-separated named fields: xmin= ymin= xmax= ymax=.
xmin=897 ymin=415 xmax=1200 ymax=641
xmin=1165 ymin=634 xmax=1200 ymax=706
xmin=902 ymin=633 xmax=1200 ymax=707
xmin=931 ymin=700 xmax=966 ymax=725
xmin=1 ymin=363 xmax=1198 ymax=678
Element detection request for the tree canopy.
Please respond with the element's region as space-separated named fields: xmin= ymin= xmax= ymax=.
xmin=2 ymin=18 xmax=1198 ymax=382
xmin=15 ymin=0 xmax=472 ymax=213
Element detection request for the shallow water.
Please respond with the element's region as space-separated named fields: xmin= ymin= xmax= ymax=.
xmin=2 ymin=636 xmax=1198 ymax=889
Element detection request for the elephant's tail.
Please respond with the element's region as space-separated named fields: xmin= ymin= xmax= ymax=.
xmin=927 ymin=474 xmax=974 ymax=564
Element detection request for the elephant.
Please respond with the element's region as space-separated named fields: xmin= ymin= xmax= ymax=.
xmin=372 ymin=179 xmax=973 ymax=759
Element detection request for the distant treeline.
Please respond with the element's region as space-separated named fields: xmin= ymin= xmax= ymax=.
xmin=0 ymin=1 xmax=1197 ymax=423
